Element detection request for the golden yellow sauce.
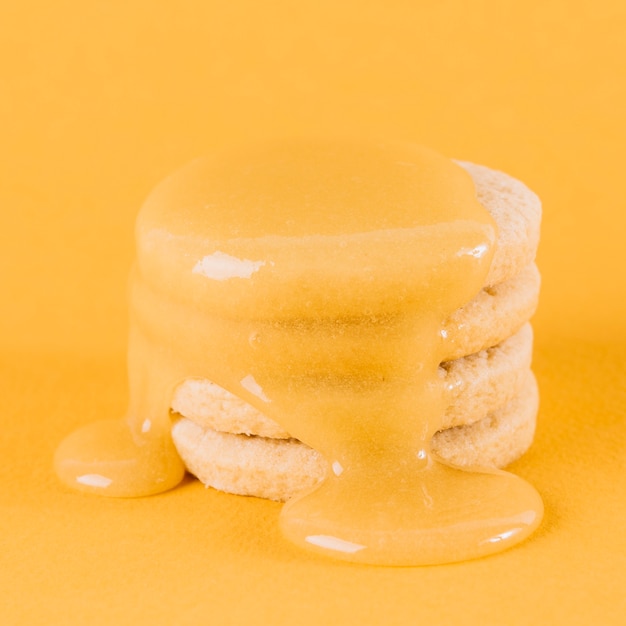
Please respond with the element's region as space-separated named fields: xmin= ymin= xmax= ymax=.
xmin=55 ymin=139 xmax=543 ymax=565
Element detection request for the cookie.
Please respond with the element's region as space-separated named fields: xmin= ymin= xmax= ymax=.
xmin=456 ymin=161 xmax=541 ymax=287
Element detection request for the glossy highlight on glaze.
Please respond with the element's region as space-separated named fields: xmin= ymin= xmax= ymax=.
xmin=54 ymin=139 xmax=543 ymax=565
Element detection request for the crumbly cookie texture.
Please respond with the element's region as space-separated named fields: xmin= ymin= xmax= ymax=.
xmin=441 ymin=262 xmax=538 ymax=360
xmin=457 ymin=161 xmax=542 ymax=287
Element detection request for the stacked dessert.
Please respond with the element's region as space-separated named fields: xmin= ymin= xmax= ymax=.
xmin=169 ymin=158 xmax=542 ymax=502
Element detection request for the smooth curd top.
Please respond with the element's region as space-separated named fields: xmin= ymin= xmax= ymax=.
xmin=137 ymin=140 xmax=489 ymax=238
xmin=135 ymin=140 xmax=496 ymax=319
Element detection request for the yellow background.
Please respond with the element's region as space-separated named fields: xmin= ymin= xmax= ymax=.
xmin=1 ymin=1 xmax=625 ymax=624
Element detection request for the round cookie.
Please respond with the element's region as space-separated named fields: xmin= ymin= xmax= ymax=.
xmin=456 ymin=161 xmax=541 ymax=288
xmin=171 ymin=323 xmax=534 ymax=438
xmin=171 ymin=372 xmax=539 ymax=502
xmin=442 ymin=262 xmax=539 ymax=360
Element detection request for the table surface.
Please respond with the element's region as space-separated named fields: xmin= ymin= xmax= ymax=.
xmin=1 ymin=2 xmax=625 ymax=625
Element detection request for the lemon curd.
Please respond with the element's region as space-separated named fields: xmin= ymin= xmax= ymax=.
xmin=55 ymin=139 xmax=543 ymax=565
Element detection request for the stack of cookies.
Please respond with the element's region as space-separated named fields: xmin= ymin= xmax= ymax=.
xmin=170 ymin=161 xmax=542 ymax=502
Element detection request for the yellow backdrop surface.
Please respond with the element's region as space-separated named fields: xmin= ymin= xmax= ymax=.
xmin=1 ymin=1 xmax=625 ymax=624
